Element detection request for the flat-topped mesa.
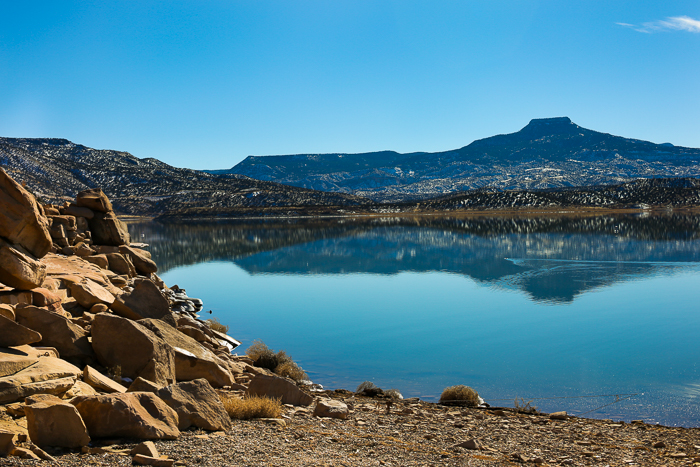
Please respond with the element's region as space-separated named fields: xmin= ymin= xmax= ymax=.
xmin=519 ymin=116 xmax=578 ymax=137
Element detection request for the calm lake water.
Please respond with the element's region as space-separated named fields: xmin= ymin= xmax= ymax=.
xmin=128 ymin=214 xmax=700 ymax=427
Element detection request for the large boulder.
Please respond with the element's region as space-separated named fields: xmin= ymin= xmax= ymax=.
xmin=119 ymin=246 xmax=158 ymax=275
xmin=67 ymin=278 xmax=115 ymax=308
xmin=0 ymin=168 xmax=52 ymax=258
xmin=76 ymin=188 xmax=112 ymax=213
xmin=0 ymin=314 xmax=42 ymax=347
xmin=91 ymin=313 xmax=175 ymax=387
xmin=14 ymin=305 xmax=96 ymax=366
xmin=88 ymin=211 xmax=130 ymax=246
xmin=156 ymin=379 xmax=231 ymax=431
xmin=30 ymin=288 xmax=63 ymax=311
xmin=25 ymin=394 xmax=91 ymax=448
xmin=63 ymin=204 xmax=94 ymax=220
xmin=0 ymin=238 xmax=47 ymax=290
xmin=105 ymin=253 xmax=136 ymax=277
xmin=245 ymin=373 xmax=313 ymax=406
xmin=0 ymin=345 xmax=41 ymax=377
xmin=71 ymin=392 xmax=180 ymax=440
xmin=110 ymin=278 xmax=170 ymax=321
xmin=139 ymin=319 xmax=233 ymax=388
xmin=82 ymin=365 xmax=127 ymax=393
xmin=0 ymin=354 xmax=81 ymax=404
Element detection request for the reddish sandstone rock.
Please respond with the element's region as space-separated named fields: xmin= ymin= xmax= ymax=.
xmin=83 ymin=365 xmax=127 ymax=394
xmin=0 ymin=168 xmax=52 ymax=258
xmin=89 ymin=211 xmax=130 ymax=246
xmin=0 ymin=238 xmax=47 ymax=290
xmin=91 ymin=313 xmax=175 ymax=387
xmin=139 ymin=319 xmax=233 ymax=388
xmin=25 ymin=394 xmax=91 ymax=448
xmin=71 ymin=392 xmax=180 ymax=440
xmin=76 ymin=188 xmax=112 ymax=213
xmin=156 ymin=379 xmax=231 ymax=431
xmin=110 ymin=278 xmax=170 ymax=321
xmin=0 ymin=314 xmax=42 ymax=347
xmin=14 ymin=305 xmax=96 ymax=366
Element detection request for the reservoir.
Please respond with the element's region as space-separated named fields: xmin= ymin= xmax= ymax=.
xmin=128 ymin=214 xmax=700 ymax=427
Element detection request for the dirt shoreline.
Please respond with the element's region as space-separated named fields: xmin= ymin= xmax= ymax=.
xmin=5 ymin=395 xmax=699 ymax=466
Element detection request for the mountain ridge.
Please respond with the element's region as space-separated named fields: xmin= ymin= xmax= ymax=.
xmin=214 ymin=117 xmax=700 ymax=201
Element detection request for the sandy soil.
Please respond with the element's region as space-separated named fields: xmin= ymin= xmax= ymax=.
xmin=5 ymin=394 xmax=699 ymax=467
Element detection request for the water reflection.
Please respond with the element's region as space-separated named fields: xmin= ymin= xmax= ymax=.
xmin=128 ymin=214 xmax=700 ymax=304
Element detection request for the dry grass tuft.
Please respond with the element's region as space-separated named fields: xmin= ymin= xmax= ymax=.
xmin=246 ymin=340 xmax=308 ymax=383
xmin=275 ymin=360 xmax=308 ymax=383
xmin=439 ymin=385 xmax=480 ymax=407
xmin=220 ymin=394 xmax=282 ymax=420
xmin=205 ymin=317 xmax=230 ymax=334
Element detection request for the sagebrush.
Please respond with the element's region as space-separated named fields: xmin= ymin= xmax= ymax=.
xmin=439 ymin=385 xmax=480 ymax=407
xmin=205 ymin=317 xmax=229 ymax=334
xmin=246 ymin=340 xmax=308 ymax=383
xmin=514 ymin=397 xmax=539 ymax=414
xmin=219 ymin=394 xmax=282 ymax=420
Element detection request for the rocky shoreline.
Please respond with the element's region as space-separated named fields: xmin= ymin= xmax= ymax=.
xmin=1 ymin=167 xmax=698 ymax=466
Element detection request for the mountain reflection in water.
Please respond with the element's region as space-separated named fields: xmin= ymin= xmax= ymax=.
xmin=128 ymin=214 xmax=700 ymax=304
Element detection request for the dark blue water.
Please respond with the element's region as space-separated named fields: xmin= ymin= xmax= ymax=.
xmin=128 ymin=214 xmax=700 ymax=427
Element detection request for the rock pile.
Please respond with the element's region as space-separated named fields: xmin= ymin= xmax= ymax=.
xmin=0 ymin=169 xmax=314 ymax=462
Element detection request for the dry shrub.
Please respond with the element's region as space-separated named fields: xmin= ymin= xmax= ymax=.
xmin=356 ymin=381 xmax=379 ymax=393
xmin=385 ymin=389 xmax=403 ymax=400
xmin=275 ymin=360 xmax=308 ymax=383
xmin=439 ymin=385 xmax=480 ymax=407
xmin=246 ymin=340 xmax=278 ymax=369
xmin=514 ymin=397 xmax=539 ymax=414
xmin=246 ymin=340 xmax=307 ymax=383
xmin=220 ymin=394 xmax=282 ymax=420
xmin=205 ymin=317 xmax=229 ymax=334
xmin=355 ymin=381 xmax=384 ymax=397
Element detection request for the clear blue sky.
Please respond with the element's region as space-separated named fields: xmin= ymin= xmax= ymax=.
xmin=1 ymin=1 xmax=699 ymax=170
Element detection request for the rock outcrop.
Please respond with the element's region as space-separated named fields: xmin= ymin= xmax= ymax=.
xmin=0 ymin=170 xmax=315 ymax=461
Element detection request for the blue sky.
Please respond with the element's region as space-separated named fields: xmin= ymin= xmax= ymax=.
xmin=1 ymin=1 xmax=699 ymax=170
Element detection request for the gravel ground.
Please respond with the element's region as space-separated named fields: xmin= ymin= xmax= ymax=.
xmin=4 ymin=394 xmax=699 ymax=466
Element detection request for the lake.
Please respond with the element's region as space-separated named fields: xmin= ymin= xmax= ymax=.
xmin=127 ymin=213 xmax=700 ymax=427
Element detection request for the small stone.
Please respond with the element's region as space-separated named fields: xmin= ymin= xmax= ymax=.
xmin=456 ymin=439 xmax=482 ymax=450
xmin=549 ymin=411 xmax=567 ymax=420
xmin=10 ymin=446 xmax=41 ymax=459
xmin=259 ymin=418 xmax=287 ymax=427
xmin=130 ymin=441 xmax=159 ymax=458
xmin=313 ymin=399 xmax=349 ymax=420
xmin=653 ymin=441 xmax=666 ymax=449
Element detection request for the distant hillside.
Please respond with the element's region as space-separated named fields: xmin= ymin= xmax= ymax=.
xmin=213 ymin=117 xmax=700 ymax=201
xmin=0 ymin=137 xmax=372 ymax=217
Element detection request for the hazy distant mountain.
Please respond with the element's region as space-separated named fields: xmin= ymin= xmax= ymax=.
xmin=0 ymin=137 xmax=371 ymax=216
xmin=212 ymin=117 xmax=700 ymax=201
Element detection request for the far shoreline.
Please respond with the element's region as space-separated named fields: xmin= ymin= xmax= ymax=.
xmin=122 ymin=204 xmax=700 ymax=223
